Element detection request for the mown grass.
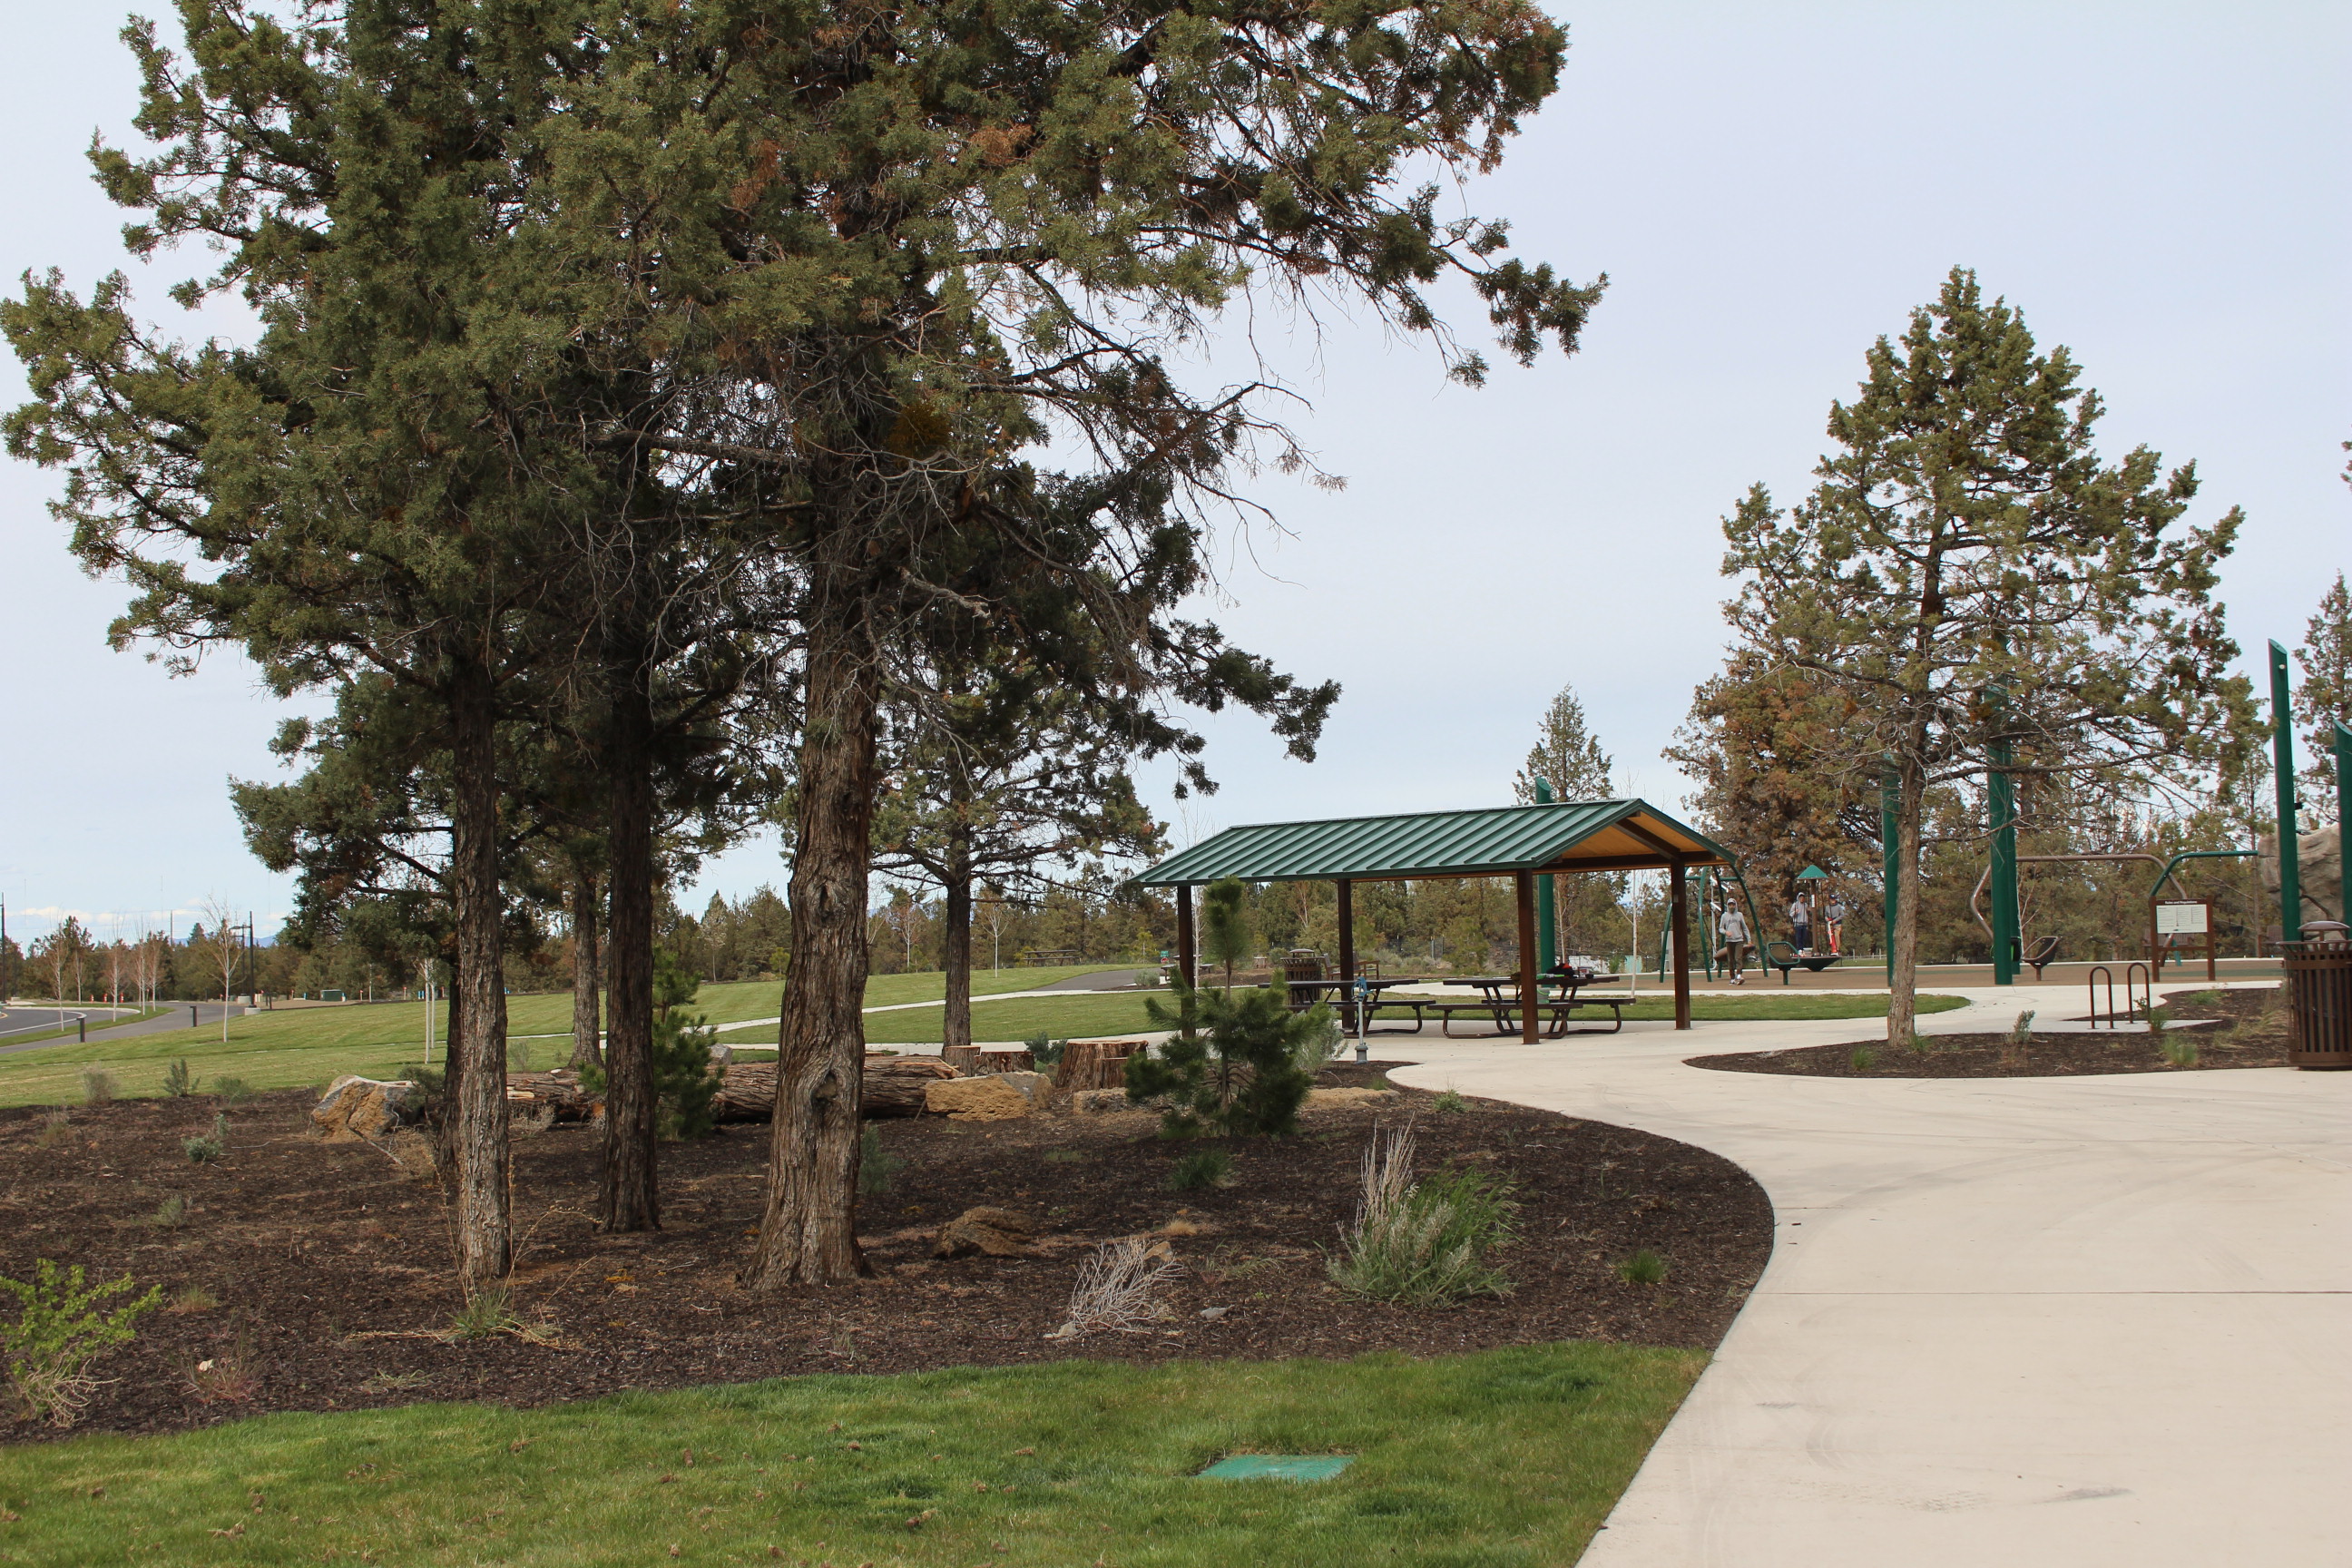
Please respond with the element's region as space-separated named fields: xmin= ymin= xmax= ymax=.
xmin=0 ymin=1344 xmax=1700 ymax=1566
xmin=0 ymin=966 xmax=1128 ymax=1109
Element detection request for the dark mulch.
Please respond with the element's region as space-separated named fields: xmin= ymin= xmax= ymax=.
xmin=1689 ymin=985 xmax=2291 ymax=1079
xmin=0 ymin=1063 xmax=1770 ymax=1442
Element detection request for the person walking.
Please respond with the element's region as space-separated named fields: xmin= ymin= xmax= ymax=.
xmin=1788 ymin=892 xmax=1813 ymax=955
xmin=1718 ymin=901 xmax=1751 ymax=984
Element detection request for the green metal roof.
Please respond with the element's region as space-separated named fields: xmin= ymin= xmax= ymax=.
xmin=1131 ymin=799 xmax=1733 ymax=886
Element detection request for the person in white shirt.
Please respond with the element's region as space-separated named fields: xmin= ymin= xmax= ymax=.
xmin=1717 ymin=902 xmax=1751 ymax=984
xmin=1788 ymin=894 xmax=1813 ymax=954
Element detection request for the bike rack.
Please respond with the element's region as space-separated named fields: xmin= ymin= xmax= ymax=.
xmin=2087 ymin=963 xmax=2152 ymax=1028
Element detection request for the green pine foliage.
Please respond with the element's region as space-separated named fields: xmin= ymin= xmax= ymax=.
xmin=582 ymin=952 xmax=719 ymax=1142
xmin=1200 ymin=877 xmax=1253 ymax=992
xmin=1131 ymin=983 xmax=1325 ymax=1138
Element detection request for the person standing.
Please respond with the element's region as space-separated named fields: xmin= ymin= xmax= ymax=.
xmin=1788 ymin=892 xmax=1813 ymax=954
xmin=1718 ymin=901 xmax=1751 ymax=984
xmin=1823 ymin=896 xmax=1847 ymax=956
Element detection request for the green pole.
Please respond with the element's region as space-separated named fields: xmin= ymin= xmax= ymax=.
xmin=2271 ymin=642 xmax=2301 ymax=946
xmin=1989 ymin=723 xmax=2018 ymax=985
xmin=1881 ymin=760 xmax=1900 ymax=985
xmin=2336 ymin=719 xmax=2352 ymax=926
xmin=1534 ymin=779 xmax=1556 ymax=971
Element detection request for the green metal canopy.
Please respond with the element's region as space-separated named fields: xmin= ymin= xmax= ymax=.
xmin=1131 ymin=799 xmax=1732 ymax=887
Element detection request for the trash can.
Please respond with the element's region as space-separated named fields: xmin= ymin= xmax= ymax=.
xmin=2278 ymin=936 xmax=2352 ymax=1070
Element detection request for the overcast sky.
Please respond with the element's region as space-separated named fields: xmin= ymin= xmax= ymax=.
xmin=2 ymin=2 xmax=2346 ymax=943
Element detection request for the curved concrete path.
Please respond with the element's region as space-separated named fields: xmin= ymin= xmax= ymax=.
xmin=1385 ymin=985 xmax=2351 ymax=1566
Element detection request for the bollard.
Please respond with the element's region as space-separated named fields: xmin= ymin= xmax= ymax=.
xmin=77 ymin=1018 xmax=85 ymax=1043
xmin=191 ymin=1004 xmax=199 ymax=1027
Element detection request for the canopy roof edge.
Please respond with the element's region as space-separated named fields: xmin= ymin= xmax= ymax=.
xmin=1131 ymin=799 xmax=1733 ymax=887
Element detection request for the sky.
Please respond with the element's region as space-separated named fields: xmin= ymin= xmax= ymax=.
xmin=1 ymin=2 xmax=2346 ymax=944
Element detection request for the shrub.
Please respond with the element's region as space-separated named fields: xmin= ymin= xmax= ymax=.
xmin=1048 ymin=1235 xmax=1183 ymax=1338
xmin=858 ymin=1125 xmax=905 ymax=1196
xmin=183 ymin=1113 xmax=228 ymax=1164
xmin=34 ymin=1111 xmax=71 ymax=1151
xmin=449 ymin=1287 xmax=524 ymax=1342
xmin=186 ymin=1327 xmax=259 ymax=1404
xmin=579 ymin=952 xmax=719 ymax=1140
xmin=2146 ymin=1004 xmax=2171 ymax=1035
xmin=79 ymin=1068 xmax=118 ymax=1106
xmin=1167 ymin=1149 xmax=1234 ymax=1191
xmin=1431 ymin=1089 xmax=1468 ymax=1113
xmin=149 ymin=1196 xmax=188 ymax=1229
xmin=1616 ymin=1249 xmax=1668 ymax=1285
xmin=1328 ymin=1125 xmax=1517 ymax=1306
xmin=1132 ymin=982 xmax=1323 ymax=1137
xmin=162 ymin=1058 xmax=196 ymax=1097
xmin=2159 ymin=1033 xmax=2200 ymax=1068
xmin=1906 ymin=1033 xmax=1933 ymax=1056
xmin=0 ymin=1259 xmax=162 ymax=1427
xmin=212 ymin=1077 xmax=253 ymax=1106
xmin=1024 ymin=1033 xmax=1067 ymax=1069
xmin=2009 ymin=1009 xmax=2037 ymax=1045
xmin=1848 ymin=1045 xmax=1877 ymax=1073
xmin=167 ymin=1284 xmax=217 ymax=1314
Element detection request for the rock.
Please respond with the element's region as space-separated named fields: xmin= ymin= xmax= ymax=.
xmin=924 ymin=1076 xmax=1034 ymax=1122
xmin=311 ymin=1076 xmax=421 ymax=1142
xmin=990 ymin=1071 xmax=1048 ymax=1102
xmin=1305 ymin=1087 xmax=1400 ymax=1109
xmin=1198 ymin=1305 xmax=1230 ymax=1320
xmin=1067 ymin=1088 xmax=1142 ymax=1115
xmin=2260 ymin=824 xmax=2344 ymax=925
xmin=934 ymin=1206 xmax=1036 ymax=1259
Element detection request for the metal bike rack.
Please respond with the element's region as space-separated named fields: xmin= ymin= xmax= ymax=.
xmin=2087 ymin=963 xmax=2151 ymax=1028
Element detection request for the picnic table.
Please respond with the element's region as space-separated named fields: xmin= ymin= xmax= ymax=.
xmin=1286 ymin=975 xmax=1439 ymax=1033
xmin=1434 ymin=970 xmax=1633 ymax=1036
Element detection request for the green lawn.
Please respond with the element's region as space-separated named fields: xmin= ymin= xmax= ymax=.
xmin=0 ymin=1344 xmax=1700 ymax=1566
xmin=0 ymin=967 xmax=1133 ymax=1109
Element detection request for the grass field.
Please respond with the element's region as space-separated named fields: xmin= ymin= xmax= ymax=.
xmin=0 ymin=1344 xmax=1700 ymax=1567
xmin=0 ymin=966 xmax=1128 ymax=1109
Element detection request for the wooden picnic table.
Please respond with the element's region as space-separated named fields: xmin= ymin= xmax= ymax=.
xmin=1437 ymin=971 xmax=1628 ymax=1037
xmin=1287 ymin=975 xmax=1438 ymax=1032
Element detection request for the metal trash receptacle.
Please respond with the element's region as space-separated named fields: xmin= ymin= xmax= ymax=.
xmin=2279 ymin=936 xmax=2352 ymax=1070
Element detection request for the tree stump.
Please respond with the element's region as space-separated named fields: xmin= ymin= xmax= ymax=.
xmin=941 ymin=1044 xmax=985 ymax=1075
xmin=976 ymin=1048 xmax=1034 ymax=1074
xmin=1056 ymin=1039 xmax=1132 ymax=1093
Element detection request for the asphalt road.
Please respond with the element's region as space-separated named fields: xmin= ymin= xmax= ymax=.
xmin=0 ymin=1002 xmax=247 ymax=1056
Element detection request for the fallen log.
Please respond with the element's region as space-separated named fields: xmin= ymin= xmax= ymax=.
xmin=505 ymin=1069 xmax=596 ymax=1122
xmin=710 ymin=1054 xmax=960 ymax=1122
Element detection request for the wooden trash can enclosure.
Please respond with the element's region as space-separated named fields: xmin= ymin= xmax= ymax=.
xmin=2279 ymin=935 xmax=2352 ymax=1070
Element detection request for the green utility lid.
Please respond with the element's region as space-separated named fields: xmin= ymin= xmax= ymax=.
xmin=1197 ymin=1455 xmax=1355 ymax=1482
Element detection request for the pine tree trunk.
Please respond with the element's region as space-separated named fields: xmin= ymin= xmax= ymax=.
xmin=569 ymin=870 xmax=603 ymax=1070
xmin=600 ymin=676 xmax=660 ymax=1231
xmin=942 ymin=836 xmax=975 ymax=1054
xmin=435 ymin=940 xmax=467 ymax=1201
xmin=1886 ymin=761 xmax=1925 ymax=1047
xmin=448 ymin=661 xmax=512 ymax=1286
xmin=746 ymin=593 xmax=877 ymax=1291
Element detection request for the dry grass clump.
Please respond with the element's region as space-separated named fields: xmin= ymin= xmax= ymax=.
xmin=1048 ymin=1236 xmax=1182 ymax=1338
xmin=1328 ymin=1124 xmax=1518 ymax=1306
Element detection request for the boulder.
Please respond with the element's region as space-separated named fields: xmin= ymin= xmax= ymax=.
xmin=312 ymin=1076 xmax=421 ymax=1142
xmin=923 ymin=1075 xmax=1034 ymax=1122
xmin=2260 ymin=824 xmax=2344 ymax=926
xmin=934 ymin=1206 xmax=1036 ymax=1259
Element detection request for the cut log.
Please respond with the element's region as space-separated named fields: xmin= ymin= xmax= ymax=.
xmin=976 ymin=1048 xmax=1034 ymax=1074
xmin=504 ymin=1069 xmax=597 ymax=1122
xmin=709 ymin=1054 xmax=959 ymax=1122
xmin=941 ymin=1044 xmax=985 ymax=1075
xmin=1057 ymin=1039 xmax=1132 ymax=1093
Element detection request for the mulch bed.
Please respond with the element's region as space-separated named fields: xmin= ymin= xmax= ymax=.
xmin=1689 ymin=985 xmax=2292 ymax=1079
xmin=0 ymin=1063 xmax=1770 ymax=1443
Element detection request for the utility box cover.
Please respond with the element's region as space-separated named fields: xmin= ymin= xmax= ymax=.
xmin=1198 ymin=1455 xmax=1355 ymax=1482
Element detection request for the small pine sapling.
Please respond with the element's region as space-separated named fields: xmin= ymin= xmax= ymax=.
xmin=583 ymin=951 xmax=719 ymax=1140
xmin=1200 ymin=877 xmax=1253 ymax=994
xmin=858 ymin=1125 xmax=906 ymax=1196
xmin=161 ymin=1059 xmax=195 ymax=1097
xmin=1132 ymin=983 xmax=1325 ymax=1137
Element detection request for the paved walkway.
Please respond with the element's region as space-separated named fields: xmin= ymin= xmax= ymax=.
xmin=1382 ymin=985 xmax=2351 ymax=1566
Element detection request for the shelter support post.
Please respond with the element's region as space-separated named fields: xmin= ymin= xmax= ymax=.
xmin=1534 ymin=779 xmax=1557 ymax=971
xmin=1515 ymin=872 xmax=1538 ymax=1044
xmin=1990 ymin=730 xmax=2018 ymax=985
xmin=1174 ymin=886 xmax=1195 ymax=991
xmin=1336 ymin=879 xmax=1357 ymax=1031
xmin=1669 ymin=858 xmax=1691 ymax=1031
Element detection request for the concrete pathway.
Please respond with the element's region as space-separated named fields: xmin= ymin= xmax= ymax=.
xmin=1381 ymin=985 xmax=2351 ymax=1566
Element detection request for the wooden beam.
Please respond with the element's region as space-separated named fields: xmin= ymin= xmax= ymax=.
xmin=1174 ymin=886 xmax=1196 ymax=991
xmin=1516 ymin=871 xmax=1539 ymax=1044
xmin=1670 ymin=858 xmax=1691 ymax=1031
xmin=1336 ymin=879 xmax=1357 ymax=1031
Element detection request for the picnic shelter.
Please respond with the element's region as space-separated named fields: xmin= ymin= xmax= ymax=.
xmin=1131 ymin=799 xmax=1737 ymax=1037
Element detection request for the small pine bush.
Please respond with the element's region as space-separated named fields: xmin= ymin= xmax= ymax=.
xmin=1431 ymin=1089 xmax=1468 ymax=1113
xmin=183 ymin=1113 xmax=228 ymax=1164
xmin=1167 ymin=1149 xmax=1234 ymax=1191
xmin=858 ymin=1125 xmax=906 ymax=1195
xmin=162 ymin=1059 xmax=196 ymax=1097
xmin=80 ymin=1068 xmax=117 ymax=1106
xmin=211 ymin=1077 xmax=253 ymax=1106
xmin=1132 ymin=982 xmax=1323 ymax=1137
